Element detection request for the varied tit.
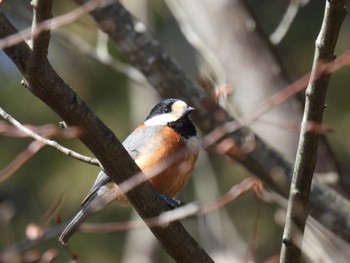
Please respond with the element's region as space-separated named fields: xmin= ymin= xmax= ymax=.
xmin=59 ymin=98 xmax=199 ymax=245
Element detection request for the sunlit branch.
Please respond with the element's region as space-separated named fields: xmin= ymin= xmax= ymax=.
xmin=0 ymin=107 xmax=101 ymax=167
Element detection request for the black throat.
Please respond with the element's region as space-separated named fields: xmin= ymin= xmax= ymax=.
xmin=168 ymin=116 xmax=197 ymax=139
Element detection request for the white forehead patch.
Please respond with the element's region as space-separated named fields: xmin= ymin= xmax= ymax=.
xmin=144 ymin=100 xmax=189 ymax=126
xmin=171 ymin=100 xmax=188 ymax=117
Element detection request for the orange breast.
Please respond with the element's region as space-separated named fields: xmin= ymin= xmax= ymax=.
xmin=135 ymin=127 xmax=198 ymax=198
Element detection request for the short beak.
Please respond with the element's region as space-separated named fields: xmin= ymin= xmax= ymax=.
xmin=185 ymin=106 xmax=195 ymax=116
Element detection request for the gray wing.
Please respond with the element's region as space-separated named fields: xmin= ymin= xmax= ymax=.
xmin=123 ymin=126 xmax=162 ymax=159
xmin=81 ymin=126 xmax=162 ymax=206
xmin=81 ymin=170 xmax=110 ymax=205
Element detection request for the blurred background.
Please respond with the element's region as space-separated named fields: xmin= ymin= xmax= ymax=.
xmin=1 ymin=0 xmax=350 ymax=262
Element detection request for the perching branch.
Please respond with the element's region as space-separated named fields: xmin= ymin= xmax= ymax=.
xmin=281 ymin=1 xmax=347 ymax=262
xmin=80 ymin=0 xmax=350 ymax=243
xmin=0 ymin=8 xmax=213 ymax=263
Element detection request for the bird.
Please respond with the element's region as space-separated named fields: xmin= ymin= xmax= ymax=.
xmin=59 ymin=98 xmax=199 ymax=245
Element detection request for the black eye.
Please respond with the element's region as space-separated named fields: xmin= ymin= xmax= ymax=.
xmin=164 ymin=103 xmax=172 ymax=113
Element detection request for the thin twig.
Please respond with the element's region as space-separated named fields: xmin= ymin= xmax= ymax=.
xmin=280 ymin=1 xmax=347 ymax=262
xmin=0 ymin=140 xmax=45 ymax=182
xmin=0 ymin=107 xmax=101 ymax=167
xmin=0 ymin=122 xmax=82 ymax=138
xmin=202 ymin=55 xmax=342 ymax=150
xmin=0 ymin=0 xmax=102 ymax=49
xmin=270 ymin=0 xmax=310 ymax=45
xmin=2 ymin=177 xmax=261 ymax=255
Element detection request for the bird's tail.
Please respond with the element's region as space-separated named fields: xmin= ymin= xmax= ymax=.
xmin=59 ymin=205 xmax=92 ymax=245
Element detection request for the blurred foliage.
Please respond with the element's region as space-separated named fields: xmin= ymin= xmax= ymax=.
xmin=0 ymin=0 xmax=350 ymax=262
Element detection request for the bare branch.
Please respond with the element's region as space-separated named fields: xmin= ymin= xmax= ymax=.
xmin=0 ymin=107 xmax=101 ymax=168
xmin=0 ymin=121 xmax=81 ymax=138
xmin=281 ymin=1 xmax=347 ymax=262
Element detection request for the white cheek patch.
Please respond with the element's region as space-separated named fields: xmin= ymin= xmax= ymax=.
xmin=144 ymin=113 xmax=179 ymax=126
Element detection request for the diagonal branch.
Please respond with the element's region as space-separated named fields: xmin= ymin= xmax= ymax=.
xmin=0 ymin=140 xmax=45 ymax=182
xmin=281 ymin=1 xmax=347 ymax=262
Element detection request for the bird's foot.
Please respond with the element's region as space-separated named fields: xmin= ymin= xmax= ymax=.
xmin=159 ymin=193 xmax=184 ymax=209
